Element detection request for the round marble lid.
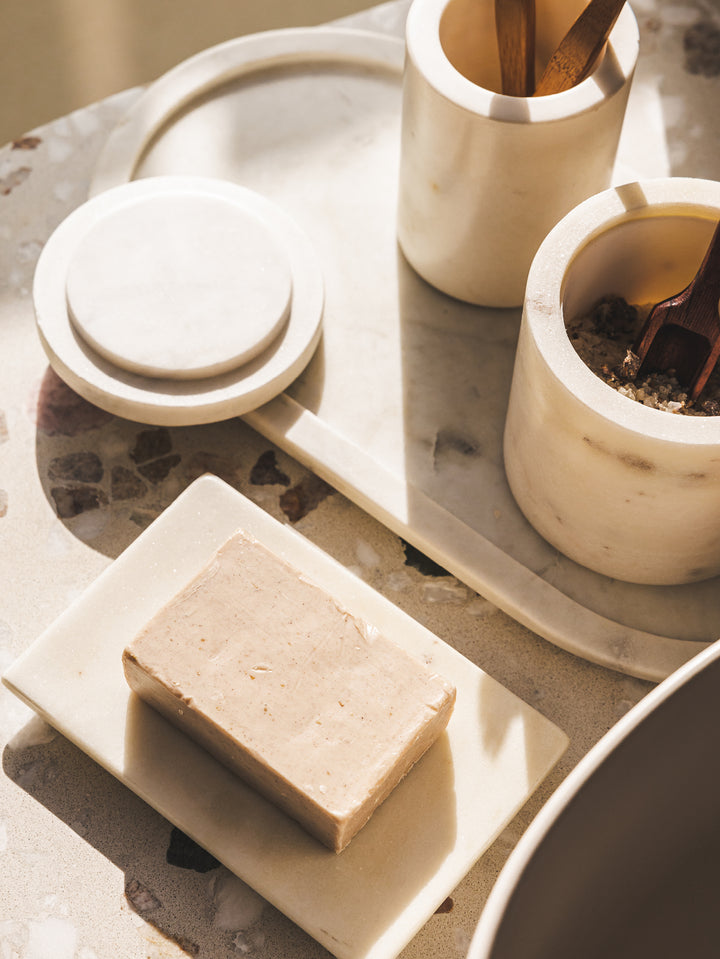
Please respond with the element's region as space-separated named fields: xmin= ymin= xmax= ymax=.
xmin=65 ymin=191 xmax=293 ymax=380
xmin=33 ymin=176 xmax=324 ymax=425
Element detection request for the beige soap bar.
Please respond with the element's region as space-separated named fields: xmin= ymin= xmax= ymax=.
xmin=122 ymin=530 xmax=455 ymax=852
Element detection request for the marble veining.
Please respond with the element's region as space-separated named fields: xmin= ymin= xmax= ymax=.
xmin=20 ymin=5 xmax=720 ymax=673
xmin=30 ymin=368 xmax=341 ymax=542
xmin=3 ymin=476 xmax=569 ymax=959
xmin=1 ymin=2 xmax=718 ymax=958
xmin=78 ymin=6 xmax=720 ymax=674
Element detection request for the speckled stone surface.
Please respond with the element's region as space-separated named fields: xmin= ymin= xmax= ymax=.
xmin=1 ymin=1 xmax=718 ymax=957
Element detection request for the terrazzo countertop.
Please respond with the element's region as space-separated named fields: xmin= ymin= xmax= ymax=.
xmin=1 ymin=1 xmax=719 ymax=957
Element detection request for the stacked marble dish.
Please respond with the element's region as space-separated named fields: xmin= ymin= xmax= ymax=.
xmin=30 ymin=20 xmax=720 ymax=681
xmin=33 ymin=175 xmax=324 ymax=425
xmin=2 ymin=474 xmax=569 ymax=959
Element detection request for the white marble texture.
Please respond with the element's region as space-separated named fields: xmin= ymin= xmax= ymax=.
xmin=81 ymin=9 xmax=720 ymax=677
xmin=506 ymin=178 xmax=720 ymax=586
xmin=1 ymin=2 xmax=719 ymax=958
xmin=35 ymin=176 xmax=324 ymax=422
xmin=2 ymin=475 xmax=568 ymax=959
xmin=397 ymin=0 xmax=638 ymax=306
xmin=65 ymin=190 xmax=294 ymax=378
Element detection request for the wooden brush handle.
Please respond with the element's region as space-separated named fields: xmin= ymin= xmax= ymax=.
xmin=495 ymin=0 xmax=536 ymax=96
xmin=670 ymin=221 xmax=720 ymax=340
xmin=697 ymin=219 xmax=720 ymax=304
xmin=534 ymin=0 xmax=626 ymax=96
xmin=633 ymin=221 xmax=720 ymax=401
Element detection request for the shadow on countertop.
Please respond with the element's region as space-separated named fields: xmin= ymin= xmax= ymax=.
xmin=32 ymin=365 xmax=335 ymax=561
xmin=2 ymin=724 xmax=329 ymax=957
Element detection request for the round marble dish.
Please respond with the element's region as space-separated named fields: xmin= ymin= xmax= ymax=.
xmin=65 ymin=191 xmax=293 ymax=380
xmin=34 ymin=176 xmax=324 ymax=425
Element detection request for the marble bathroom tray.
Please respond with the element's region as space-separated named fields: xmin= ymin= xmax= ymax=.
xmin=86 ymin=26 xmax=719 ymax=681
xmin=2 ymin=475 xmax=568 ymax=959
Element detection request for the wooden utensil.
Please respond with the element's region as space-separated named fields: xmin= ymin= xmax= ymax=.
xmin=632 ymin=220 xmax=720 ymax=402
xmin=534 ymin=0 xmax=626 ymax=96
xmin=495 ymin=0 xmax=536 ymax=96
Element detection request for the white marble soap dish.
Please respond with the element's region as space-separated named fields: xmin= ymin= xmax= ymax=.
xmin=33 ymin=175 xmax=324 ymax=424
xmin=2 ymin=475 xmax=568 ymax=959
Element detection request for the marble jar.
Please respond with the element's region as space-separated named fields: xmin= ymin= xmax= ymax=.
xmin=396 ymin=0 xmax=638 ymax=307
xmin=504 ymin=177 xmax=720 ymax=586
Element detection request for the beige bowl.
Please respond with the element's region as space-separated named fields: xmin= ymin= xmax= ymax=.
xmin=469 ymin=637 xmax=720 ymax=959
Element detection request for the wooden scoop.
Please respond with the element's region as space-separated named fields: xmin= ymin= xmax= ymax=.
xmin=632 ymin=220 xmax=720 ymax=402
xmin=495 ymin=0 xmax=536 ymax=96
xmin=534 ymin=0 xmax=626 ymax=96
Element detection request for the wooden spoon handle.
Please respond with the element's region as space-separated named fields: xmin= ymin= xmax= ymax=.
xmin=534 ymin=0 xmax=626 ymax=96
xmin=667 ymin=220 xmax=720 ymax=339
xmin=633 ymin=221 xmax=720 ymax=401
xmin=697 ymin=219 xmax=720 ymax=303
xmin=495 ymin=0 xmax=536 ymax=96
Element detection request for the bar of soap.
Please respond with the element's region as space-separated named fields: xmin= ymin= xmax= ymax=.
xmin=122 ymin=531 xmax=455 ymax=852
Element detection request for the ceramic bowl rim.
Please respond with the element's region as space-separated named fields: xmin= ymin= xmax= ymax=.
xmin=468 ymin=638 xmax=720 ymax=959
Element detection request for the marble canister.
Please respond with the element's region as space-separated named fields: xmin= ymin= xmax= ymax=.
xmin=397 ymin=0 xmax=639 ymax=307
xmin=504 ymin=177 xmax=720 ymax=585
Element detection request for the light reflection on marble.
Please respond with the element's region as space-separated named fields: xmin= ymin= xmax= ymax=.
xmin=19 ymin=0 xmax=720 ymax=676
xmin=1 ymin=1 xmax=720 ymax=958
xmin=98 ymin=0 xmax=720 ymax=675
xmin=260 ymin=0 xmax=720 ymax=671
